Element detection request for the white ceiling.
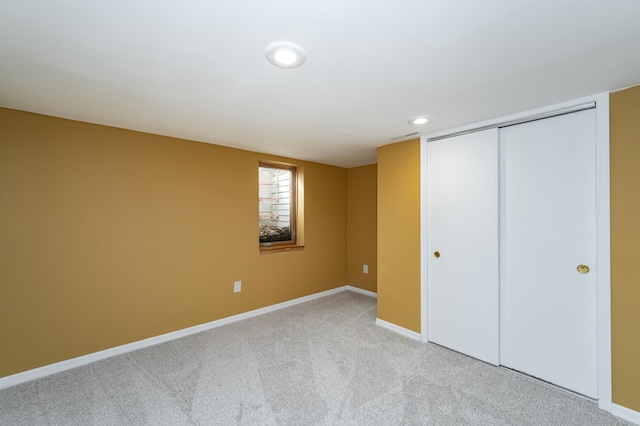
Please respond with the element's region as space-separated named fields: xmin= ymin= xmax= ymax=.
xmin=1 ymin=0 xmax=640 ymax=167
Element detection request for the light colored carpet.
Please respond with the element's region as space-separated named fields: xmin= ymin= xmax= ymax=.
xmin=0 ymin=291 xmax=630 ymax=425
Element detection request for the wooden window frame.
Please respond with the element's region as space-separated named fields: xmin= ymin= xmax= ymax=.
xmin=259 ymin=161 xmax=303 ymax=253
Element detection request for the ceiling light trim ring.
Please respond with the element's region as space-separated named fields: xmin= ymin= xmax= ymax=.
xmin=265 ymin=41 xmax=307 ymax=68
xmin=409 ymin=115 xmax=431 ymax=125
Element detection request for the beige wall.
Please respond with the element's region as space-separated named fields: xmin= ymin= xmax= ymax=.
xmin=346 ymin=164 xmax=377 ymax=293
xmin=376 ymin=139 xmax=421 ymax=332
xmin=0 ymin=107 xmax=347 ymax=378
xmin=610 ymin=85 xmax=640 ymax=411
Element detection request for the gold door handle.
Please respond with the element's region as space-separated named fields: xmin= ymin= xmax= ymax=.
xmin=577 ymin=264 xmax=590 ymax=274
xmin=434 ymin=251 xmax=440 ymax=258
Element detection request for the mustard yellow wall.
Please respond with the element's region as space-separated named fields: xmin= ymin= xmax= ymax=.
xmin=0 ymin=107 xmax=347 ymax=378
xmin=377 ymin=139 xmax=421 ymax=332
xmin=610 ymin=86 xmax=640 ymax=412
xmin=8 ymin=88 xmax=639 ymax=412
xmin=347 ymin=164 xmax=377 ymax=293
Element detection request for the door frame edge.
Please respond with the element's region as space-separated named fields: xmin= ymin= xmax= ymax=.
xmin=594 ymin=91 xmax=612 ymax=411
xmin=420 ymin=135 xmax=429 ymax=343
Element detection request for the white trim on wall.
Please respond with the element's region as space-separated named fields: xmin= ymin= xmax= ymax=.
xmin=0 ymin=286 xmax=368 ymax=391
xmin=375 ymin=318 xmax=422 ymax=341
xmin=420 ymin=92 xmax=612 ymax=412
xmin=345 ymin=285 xmax=377 ymax=298
xmin=612 ymin=404 xmax=640 ymax=425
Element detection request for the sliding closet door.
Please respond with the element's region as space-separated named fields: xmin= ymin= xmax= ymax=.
xmin=500 ymin=110 xmax=597 ymax=398
xmin=427 ymin=129 xmax=499 ymax=365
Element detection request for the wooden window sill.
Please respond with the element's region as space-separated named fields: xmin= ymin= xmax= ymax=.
xmin=259 ymin=244 xmax=305 ymax=255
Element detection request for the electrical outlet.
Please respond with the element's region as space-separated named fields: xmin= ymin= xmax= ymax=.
xmin=363 ymin=264 xmax=369 ymax=274
xmin=234 ymin=280 xmax=242 ymax=293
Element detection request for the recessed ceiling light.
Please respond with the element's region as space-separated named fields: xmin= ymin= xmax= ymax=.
xmin=265 ymin=41 xmax=307 ymax=68
xmin=409 ymin=115 xmax=430 ymax=125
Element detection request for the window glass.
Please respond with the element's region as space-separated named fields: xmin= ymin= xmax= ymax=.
xmin=259 ymin=164 xmax=295 ymax=245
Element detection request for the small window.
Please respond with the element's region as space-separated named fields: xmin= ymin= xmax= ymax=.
xmin=259 ymin=162 xmax=297 ymax=247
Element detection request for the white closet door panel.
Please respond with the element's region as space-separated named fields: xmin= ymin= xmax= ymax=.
xmin=500 ymin=110 xmax=597 ymax=398
xmin=428 ymin=128 xmax=499 ymax=365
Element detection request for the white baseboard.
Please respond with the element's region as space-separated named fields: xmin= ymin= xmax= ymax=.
xmin=0 ymin=285 xmax=358 ymax=390
xmin=375 ymin=318 xmax=421 ymax=341
xmin=345 ymin=285 xmax=377 ymax=298
xmin=612 ymin=403 xmax=640 ymax=425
